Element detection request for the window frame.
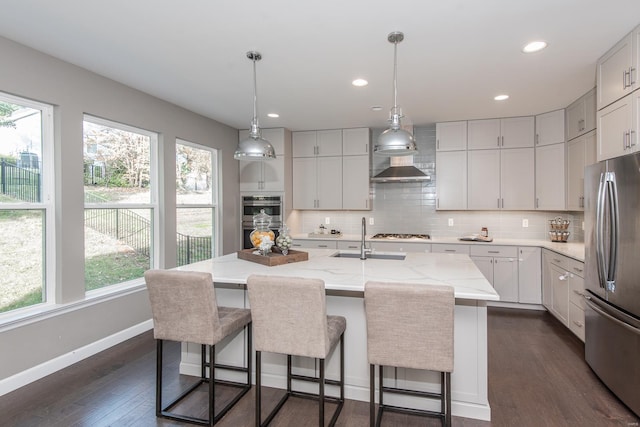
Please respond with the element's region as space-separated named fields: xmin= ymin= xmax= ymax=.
xmin=0 ymin=92 xmax=55 ymax=316
xmin=175 ymin=138 xmax=220 ymax=261
xmin=82 ymin=114 xmax=159 ymax=295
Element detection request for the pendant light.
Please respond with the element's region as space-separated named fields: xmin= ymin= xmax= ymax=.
xmin=234 ymin=51 xmax=276 ymax=160
xmin=374 ymin=31 xmax=417 ymax=156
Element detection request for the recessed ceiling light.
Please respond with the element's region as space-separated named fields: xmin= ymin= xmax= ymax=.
xmin=371 ymin=106 xmax=383 ymax=111
xmin=352 ymin=78 xmax=368 ymax=87
xmin=494 ymin=94 xmax=509 ymax=101
xmin=522 ymin=41 xmax=548 ymax=53
xmin=267 ymin=113 xmax=279 ymax=118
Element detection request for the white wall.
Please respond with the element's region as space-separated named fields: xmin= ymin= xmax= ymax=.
xmin=0 ymin=36 xmax=241 ymax=389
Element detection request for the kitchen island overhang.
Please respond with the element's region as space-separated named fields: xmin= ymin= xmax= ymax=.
xmin=175 ymin=249 xmax=499 ymax=421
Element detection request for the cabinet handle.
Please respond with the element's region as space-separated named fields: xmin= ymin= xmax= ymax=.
xmin=347 ymin=245 xmax=358 ymax=249
xmin=536 ymin=198 xmax=539 ymax=208
xmin=501 ymin=136 xmax=504 ymax=147
xmin=318 ymin=245 xmax=328 ymax=248
xmin=573 ymin=267 xmax=583 ymax=273
xmin=497 ymin=136 xmax=500 ymax=147
xmin=444 ymin=249 xmax=456 ymax=252
xmin=559 ymin=272 xmax=570 ymax=281
xmin=488 ymin=250 xmax=500 ymax=254
xmin=501 ymin=198 xmax=504 ymax=208
xmin=437 ymin=198 xmax=440 ymax=209
xmin=572 ymin=320 xmax=584 ymax=328
xmin=623 ymin=69 xmax=630 ymax=89
xmin=437 ymin=139 xmax=440 ymax=150
xmin=535 ymin=134 xmax=539 ymax=145
xmin=498 ymin=198 xmax=500 ymax=208
xmin=573 ymin=289 xmax=584 ymax=296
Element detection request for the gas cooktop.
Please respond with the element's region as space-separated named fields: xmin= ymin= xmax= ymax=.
xmin=372 ymin=233 xmax=431 ymax=240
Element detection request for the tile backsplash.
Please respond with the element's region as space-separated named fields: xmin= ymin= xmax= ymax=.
xmin=291 ymin=125 xmax=585 ymax=242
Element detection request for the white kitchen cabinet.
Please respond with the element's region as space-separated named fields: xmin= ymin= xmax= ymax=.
xmin=290 ymin=239 xmax=338 ymax=249
xmin=518 ymin=247 xmax=541 ymax=304
xmin=436 ymin=121 xmax=467 ymax=151
xmin=470 ymin=246 xmax=519 ymax=303
xmin=239 ymin=128 xmax=291 ymax=192
xmin=597 ymin=29 xmax=638 ymax=110
xmin=435 ymin=151 xmax=467 ymax=210
xmin=535 ymin=142 xmax=565 ymax=210
xmin=467 ymin=148 xmax=534 ymax=210
xmin=468 ymin=117 xmax=534 ymax=150
xmin=597 ymin=91 xmax=639 ymax=161
xmin=342 ymin=128 xmax=370 ymax=156
xmin=542 ymin=250 xmax=585 ymax=341
xmin=566 ymin=88 xmax=596 ymax=141
xmin=342 ymin=154 xmax=370 ymax=210
xmin=293 ymin=156 xmax=343 ymax=209
xmin=567 ymin=130 xmax=596 ymax=211
xmin=370 ymin=241 xmax=431 ymax=253
xmin=535 ymin=109 xmax=565 ymax=146
xmin=431 ymin=244 xmax=469 ymax=254
xmin=292 ymin=129 xmax=343 ymax=157
xmin=336 ymin=240 xmax=360 ymax=250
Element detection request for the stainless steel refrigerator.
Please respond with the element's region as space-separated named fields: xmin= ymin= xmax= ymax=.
xmin=584 ymin=153 xmax=640 ymax=417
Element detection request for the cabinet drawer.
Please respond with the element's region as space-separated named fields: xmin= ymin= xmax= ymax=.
xmin=469 ymin=245 xmax=517 ymax=258
xmin=336 ymin=241 xmax=360 ymax=250
xmin=568 ymin=302 xmax=585 ymax=342
xmin=291 ymin=240 xmax=338 ymax=249
xmin=548 ymin=254 xmax=584 ymax=276
xmin=432 ymin=244 xmax=469 ymax=254
xmin=569 ymin=275 xmax=585 ymax=308
xmin=371 ymin=241 xmax=431 ymax=253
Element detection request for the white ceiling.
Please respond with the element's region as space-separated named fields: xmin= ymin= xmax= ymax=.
xmin=1 ymin=1 xmax=640 ymax=131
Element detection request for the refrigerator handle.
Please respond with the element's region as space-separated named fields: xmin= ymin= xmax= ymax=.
xmin=585 ymin=297 xmax=640 ymax=336
xmin=595 ymin=172 xmax=607 ymax=289
xmin=606 ymin=172 xmax=619 ymax=292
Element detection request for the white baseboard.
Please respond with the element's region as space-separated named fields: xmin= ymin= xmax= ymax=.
xmin=0 ymin=320 xmax=153 ymax=397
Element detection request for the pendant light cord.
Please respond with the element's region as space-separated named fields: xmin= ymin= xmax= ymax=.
xmin=393 ymin=39 xmax=398 ymax=113
xmin=252 ymin=56 xmax=259 ymax=127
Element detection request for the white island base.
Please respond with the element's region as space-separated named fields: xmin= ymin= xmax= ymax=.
xmin=177 ymin=249 xmax=497 ymax=421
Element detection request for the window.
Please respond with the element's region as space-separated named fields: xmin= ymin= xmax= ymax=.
xmin=0 ymin=92 xmax=54 ymax=314
xmin=83 ymin=116 xmax=158 ymax=291
xmin=176 ymin=140 xmax=218 ymax=266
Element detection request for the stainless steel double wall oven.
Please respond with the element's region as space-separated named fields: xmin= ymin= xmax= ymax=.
xmin=241 ymin=195 xmax=282 ymax=249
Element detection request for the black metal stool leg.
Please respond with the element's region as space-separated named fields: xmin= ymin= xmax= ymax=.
xmin=156 ymin=340 xmax=163 ymax=417
xmin=319 ymin=359 xmax=325 ymax=426
xmin=209 ymin=345 xmax=215 ymax=427
xmin=370 ymin=364 xmax=375 ymax=427
xmin=255 ymin=350 xmax=261 ymax=427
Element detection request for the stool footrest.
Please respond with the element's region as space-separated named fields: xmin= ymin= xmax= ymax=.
xmin=381 ymin=385 xmax=443 ymax=399
xmin=290 ymin=373 xmax=341 ymax=387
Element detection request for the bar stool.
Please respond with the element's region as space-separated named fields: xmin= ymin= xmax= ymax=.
xmin=246 ymin=274 xmax=346 ymax=427
xmin=364 ymin=281 xmax=454 ymax=427
xmin=144 ymin=269 xmax=252 ymax=426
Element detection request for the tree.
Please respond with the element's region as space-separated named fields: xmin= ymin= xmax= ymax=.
xmin=0 ymin=102 xmax=18 ymax=128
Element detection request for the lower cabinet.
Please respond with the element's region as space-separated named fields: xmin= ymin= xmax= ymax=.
xmin=542 ymin=249 xmax=585 ymax=341
xmin=470 ymin=246 xmax=519 ymax=302
xmin=369 ymin=241 xmax=431 ymax=253
xmin=291 ymin=239 xmax=338 ymax=249
xmin=518 ymin=247 xmax=542 ymax=304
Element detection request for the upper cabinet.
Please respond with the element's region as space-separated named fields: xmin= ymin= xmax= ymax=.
xmin=436 ymin=121 xmax=467 ymax=151
xmin=238 ymin=128 xmax=291 ymax=193
xmin=292 ymin=129 xmax=342 ymax=157
xmin=436 ymin=150 xmax=467 ymax=210
xmin=567 ymin=130 xmax=596 ymax=211
xmin=597 ymin=91 xmax=639 ymax=161
xmin=566 ymin=88 xmax=596 ymax=141
xmin=342 ymin=128 xmax=370 ymax=155
xmin=535 ymin=110 xmax=565 ymax=146
xmin=535 ymin=142 xmax=566 ymax=210
xmin=597 ymin=27 xmax=640 ymax=110
xmin=468 ymin=117 xmax=534 ymax=149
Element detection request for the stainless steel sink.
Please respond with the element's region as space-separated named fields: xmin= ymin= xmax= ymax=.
xmin=330 ymin=251 xmax=406 ymax=260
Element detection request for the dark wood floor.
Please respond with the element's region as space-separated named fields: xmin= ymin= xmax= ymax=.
xmin=1 ymin=308 xmax=638 ymax=426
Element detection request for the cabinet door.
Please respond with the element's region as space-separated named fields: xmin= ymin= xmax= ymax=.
xmin=436 ymin=121 xmax=467 ymax=151
xmin=436 ymin=151 xmax=467 ymax=210
xmin=493 ymin=257 xmax=519 ymax=303
xmin=597 ymin=94 xmax=635 ymax=161
xmin=501 ymin=148 xmax=534 ymax=210
xmin=566 ymin=137 xmax=585 ymax=211
xmin=316 ymin=130 xmax=343 ymax=156
xmin=261 ymin=128 xmax=286 ymax=154
xmin=597 ymin=31 xmax=634 ymax=110
xmin=292 ymin=131 xmax=318 ymax=157
xmin=292 ymin=157 xmax=317 ymax=209
xmin=550 ymin=263 xmax=569 ymax=324
xmin=470 ymin=256 xmax=494 ymax=284
xmin=342 ymin=128 xmax=370 ymax=155
xmin=316 ymin=156 xmax=343 ymax=209
xmin=468 ymin=149 xmax=500 ymax=209
xmin=535 ymin=110 xmax=565 ymax=146
xmin=261 ymin=156 xmax=285 ymax=192
xmin=342 ymin=155 xmax=370 ymax=210
xmin=566 ymin=99 xmax=585 ymax=141
xmin=542 ymin=251 xmax=553 ymax=309
xmin=468 ymin=119 xmax=500 ymax=149
xmin=518 ymin=247 xmax=541 ymax=304
xmin=535 ymin=143 xmax=565 ymax=210
xmin=239 ymin=160 xmax=263 ymax=192
xmin=501 ymin=116 xmax=535 ymax=148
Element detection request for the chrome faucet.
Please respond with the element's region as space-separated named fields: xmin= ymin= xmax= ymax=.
xmin=360 ymin=217 xmax=371 ymax=260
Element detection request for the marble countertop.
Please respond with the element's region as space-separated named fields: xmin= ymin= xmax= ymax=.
xmin=180 ymin=248 xmax=499 ymax=301
xmin=292 ymin=234 xmax=585 ymax=262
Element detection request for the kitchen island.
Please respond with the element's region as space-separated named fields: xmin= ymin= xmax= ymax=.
xmin=177 ymin=248 xmax=499 ymax=421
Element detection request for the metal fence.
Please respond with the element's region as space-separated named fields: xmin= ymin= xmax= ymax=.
xmin=84 ymin=208 xmax=151 ymax=257
xmin=85 ymin=206 xmax=212 ymax=266
xmin=177 ymin=233 xmax=212 ymax=266
xmin=0 ymin=159 xmax=41 ymax=202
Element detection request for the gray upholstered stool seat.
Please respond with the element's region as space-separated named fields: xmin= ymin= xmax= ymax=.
xmin=145 ymin=269 xmax=252 ymax=426
xmin=247 ymin=274 xmax=346 ymax=427
xmin=364 ymin=281 xmax=455 ymax=427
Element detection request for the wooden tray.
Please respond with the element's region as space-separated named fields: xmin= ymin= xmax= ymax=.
xmin=237 ymin=248 xmax=309 ymax=266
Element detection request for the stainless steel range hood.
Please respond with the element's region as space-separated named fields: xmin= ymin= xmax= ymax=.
xmin=371 ymin=156 xmax=430 ymax=183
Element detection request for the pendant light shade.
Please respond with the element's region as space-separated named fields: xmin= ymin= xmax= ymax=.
xmin=234 ymin=51 xmax=276 ymax=160
xmin=374 ymin=31 xmax=417 ymax=156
